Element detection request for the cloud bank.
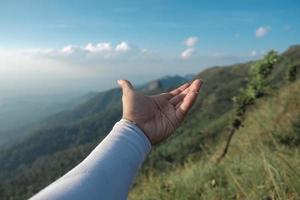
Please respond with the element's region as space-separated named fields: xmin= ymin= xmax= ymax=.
xmin=39 ymin=41 xmax=138 ymax=60
xmin=0 ymin=38 xmax=257 ymax=98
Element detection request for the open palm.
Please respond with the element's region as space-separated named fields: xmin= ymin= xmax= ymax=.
xmin=118 ymin=79 xmax=202 ymax=144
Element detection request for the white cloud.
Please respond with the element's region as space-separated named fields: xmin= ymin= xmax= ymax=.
xmin=255 ymin=26 xmax=271 ymax=38
xmin=248 ymin=50 xmax=257 ymax=57
xmin=184 ymin=36 xmax=198 ymax=47
xmin=248 ymin=50 xmax=266 ymax=57
xmin=32 ymin=41 xmax=136 ymax=61
xmin=57 ymin=41 xmax=132 ymax=58
xmin=140 ymin=48 xmax=152 ymax=57
xmin=115 ymin=42 xmax=131 ymax=52
xmin=84 ymin=42 xmax=113 ymax=53
xmin=61 ymin=45 xmax=79 ymax=54
xmin=181 ymin=48 xmax=195 ymax=60
xmin=181 ymin=36 xmax=198 ymax=59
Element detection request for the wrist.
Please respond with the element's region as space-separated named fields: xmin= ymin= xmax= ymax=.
xmin=121 ymin=118 xmax=152 ymax=145
xmin=121 ymin=118 xmax=137 ymax=125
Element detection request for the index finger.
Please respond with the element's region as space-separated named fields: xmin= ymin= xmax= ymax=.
xmin=176 ymin=79 xmax=202 ymax=119
xmin=169 ymin=83 xmax=190 ymax=97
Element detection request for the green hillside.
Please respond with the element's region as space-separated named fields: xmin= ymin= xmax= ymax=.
xmin=130 ymin=73 xmax=300 ymax=200
xmin=0 ymin=93 xmax=93 ymax=148
xmin=0 ymin=75 xmax=188 ymax=181
xmin=130 ymin=46 xmax=300 ymax=200
xmin=0 ymin=45 xmax=299 ymax=199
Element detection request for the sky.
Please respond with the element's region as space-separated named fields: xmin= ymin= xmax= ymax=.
xmin=0 ymin=0 xmax=299 ymax=97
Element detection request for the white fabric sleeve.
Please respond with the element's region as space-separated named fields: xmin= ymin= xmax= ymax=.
xmin=30 ymin=119 xmax=152 ymax=200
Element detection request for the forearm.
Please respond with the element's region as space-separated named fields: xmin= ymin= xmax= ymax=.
xmin=30 ymin=119 xmax=151 ymax=200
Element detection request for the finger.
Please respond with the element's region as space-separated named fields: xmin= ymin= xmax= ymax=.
xmin=169 ymin=87 xmax=189 ymax=105
xmin=176 ymin=79 xmax=202 ymax=119
xmin=157 ymin=93 xmax=173 ymax=100
xmin=178 ymin=79 xmax=202 ymax=112
xmin=174 ymin=79 xmax=201 ymax=109
xmin=151 ymin=83 xmax=189 ymax=100
xmin=117 ymin=79 xmax=134 ymax=94
xmin=169 ymin=83 xmax=190 ymax=97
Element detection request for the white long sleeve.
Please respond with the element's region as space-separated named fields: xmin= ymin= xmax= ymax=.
xmin=30 ymin=119 xmax=152 ymax=200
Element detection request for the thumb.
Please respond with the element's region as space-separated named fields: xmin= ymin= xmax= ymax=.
xmin=117 ymin=79 xmax=134 ymax=94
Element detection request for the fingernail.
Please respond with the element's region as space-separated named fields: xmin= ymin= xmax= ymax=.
xmin=193 ymin=79 xmax=202 ymax=84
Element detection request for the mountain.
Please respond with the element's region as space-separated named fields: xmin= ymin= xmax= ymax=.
xmin=139 ymin=75 xmax=190 ymax=91
xmin=0 ymin=46 xmax=300 ymax=199
xmin=130 ymin=74 xmax=300 ymax=200
xmin=0 ymin=92 xmax=95 ymax=148
xmin=0 ymin=75 xmax=189 ymax=181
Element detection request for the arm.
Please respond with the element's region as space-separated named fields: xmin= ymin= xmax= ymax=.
xmin=30 ymin=119 xmax=151 ymax=200
xmin=30 ymin=79 xmax=202 ymax=200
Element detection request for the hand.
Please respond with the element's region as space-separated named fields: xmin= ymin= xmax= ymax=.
xmin=118 ymin=79 xmax=202 ymax=145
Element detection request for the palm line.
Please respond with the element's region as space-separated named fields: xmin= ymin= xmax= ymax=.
xmin=151 ymin=97 xmax=177 ymax=132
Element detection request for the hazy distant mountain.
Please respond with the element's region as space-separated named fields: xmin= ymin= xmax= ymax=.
xmin=0 ymin=92 xmax=96 ymax=147
xmin=0 ymin=74 xmax=190 ymax=154
xmin=140 ymin=75 xmax=189 ymax=91
xmin=0 ymin=74 xmax=190 ymax=149
xmin=184 ymin=73 xmax=196 ymax=81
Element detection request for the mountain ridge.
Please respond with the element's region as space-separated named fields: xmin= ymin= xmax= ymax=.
xmin=0 ymin=45 xmax=299 ymax=199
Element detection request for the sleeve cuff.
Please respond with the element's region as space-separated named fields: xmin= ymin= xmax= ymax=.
xmin=112 ymin=118 xmax=152 ymax=159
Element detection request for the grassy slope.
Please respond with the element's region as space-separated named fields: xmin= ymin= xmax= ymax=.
xmin=129 ymin=79 xmax=300 ymax=200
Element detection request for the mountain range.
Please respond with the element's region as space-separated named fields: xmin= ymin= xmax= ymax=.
xmin=0 ymin=45 xmax=299 ymax=199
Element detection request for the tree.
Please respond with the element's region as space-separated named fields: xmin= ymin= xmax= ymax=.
xmin=287 ymin=63 xmax=299 ymax=82
xmin=217 ymin=50 xmax=281 ymax=163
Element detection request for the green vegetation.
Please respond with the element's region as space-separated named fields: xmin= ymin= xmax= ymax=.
xmin=217 ymin=51 xmax=281 ymax=163
xmin=0 ymin=45 xmax=300 ymax=199
xmin=287 ymin=63 xmax=300 ymax=82
xmin=248 ymin=50 xmax=281 ymax=97
xmin=130 ymin=79 xmax=300 ymax=200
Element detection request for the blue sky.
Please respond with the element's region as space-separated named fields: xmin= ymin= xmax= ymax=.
xmin=1 ymin=0 xmax=299 ymax=52
xmin=0 ymin=0 xmax=299 ymax=97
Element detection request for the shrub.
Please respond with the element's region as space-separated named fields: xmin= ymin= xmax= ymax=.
xmin=287 ymin=63 xmax=299 ymax=82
